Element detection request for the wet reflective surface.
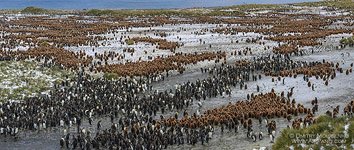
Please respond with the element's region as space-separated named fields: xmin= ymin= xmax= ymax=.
xmin=0 ymin=0 xmax=318 ymax=9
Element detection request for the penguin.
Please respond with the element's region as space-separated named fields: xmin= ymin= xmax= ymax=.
xmin=251 ymin=132 xmax=257 ymax=142
xmin=259 ymin=132 xmax=263 ymax=140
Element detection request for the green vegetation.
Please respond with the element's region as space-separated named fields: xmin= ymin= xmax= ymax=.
xmin=126 ymin=39 xmax=135 ymax=45
xmin=0 ymin=0 xmax=352 ymax=16
xmin=0 ymin=60 xmax=74 ymax=102
xmin=0 ymin=9 xmax=20 ymax=14
xmin=39 ymin=41 xmax=51 ymax=47
xmin=219 ymin=3 xmax=289 ymax=11
xmin=84 ymin=3 xmax=300 ymax=17
xmin=103 ymin=72 xmax=120 ymax=80
xmin=86 ymin=9 xmax=115 ymax=16
xmin=0 ymin=6 xmax=75 ymax=15
xmin=85 ymin=8 xmax=245 ymax=17
xmin=273 ymin=115 xmax=354 ymax=150
xmin=87 ymin=9 xmax=196 ymax=17
xmin=295 ymin=0 xmax=354 ymax=11
xmin=21 ymin=6 xmax=49 ymax=14
xmin=340 ymin=36 xmax=354 ymax=47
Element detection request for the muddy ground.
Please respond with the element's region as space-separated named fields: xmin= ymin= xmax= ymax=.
xmin=0 ymin=6 xmax=354 ymax=150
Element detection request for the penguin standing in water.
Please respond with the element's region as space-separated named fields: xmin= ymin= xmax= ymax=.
xmin=259 ymin=132 xmax=263 ymax=140
xmin=247 ymin=128 xmax=253 ymax=139
xmin=197 ymin=101 xmax=203 ymax=108
xmin=251 ymin=132 xmax=257 ymax=142
xmin=60 ymin=137 xmax=65 ymax=148
xmin=97 ymin=120 xmax=102 ymax=131
xmin=270 ymin=134 xmax=274 ymax=143
xmin=270 ymin=130 xmax=276 ymax=143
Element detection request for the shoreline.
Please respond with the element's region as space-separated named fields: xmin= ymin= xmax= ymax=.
xmin=0 ymin=0 xmax=322 ymax=11
xmin=0 ymin=1 xmax=354 ymax=149
xmin=0 ymin=1 xmax=321 ymax=15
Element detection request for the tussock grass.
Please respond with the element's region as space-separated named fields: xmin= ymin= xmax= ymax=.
xmin=21 ymin=6 xmax=49 ymax=14
xmin=126 ymin=39 xmax=135 ymax=45
xmin=0 ymin=60 xmax=74 ymax=102
xmin=295 ymin=0 xmax=354 ymax=11
xmin=103 ymin=72 xmax=120 ymax=80
xmin=273 ymin=115 xmax=354 ymax=150
xmin=340 ymin=36 xmax=354 ymax=47
xmin=85 ymin=8 xmax=245 ymax=17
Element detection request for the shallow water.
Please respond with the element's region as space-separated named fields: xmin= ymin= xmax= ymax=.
xmin=1 ymin=48 xmax=353 ymax=150
xmin=0 ymin=0 xmax=319 ymax=9
xmin=0 ymin=6 xmax=353 ymax=149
